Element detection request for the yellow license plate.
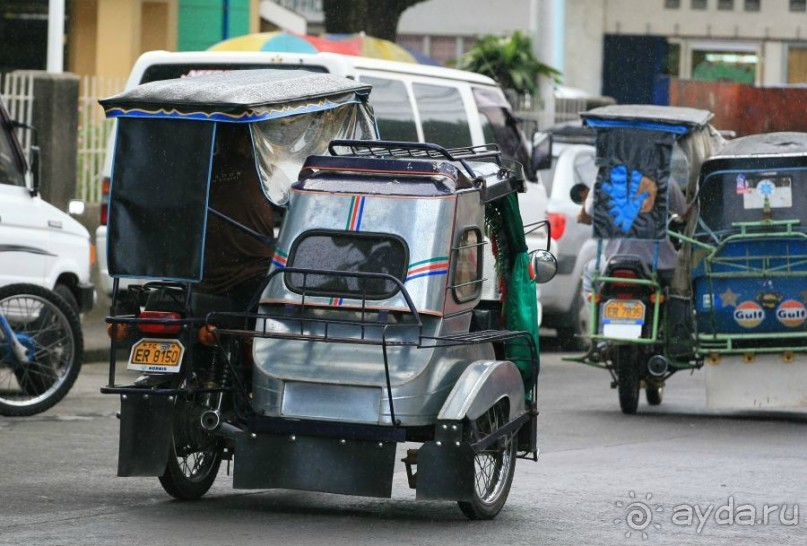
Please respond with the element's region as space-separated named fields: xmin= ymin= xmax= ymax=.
xmin=602 ymin=299 xmax=646 ymax=322
xmin=127 ymin=338 xmax=185 ymax=373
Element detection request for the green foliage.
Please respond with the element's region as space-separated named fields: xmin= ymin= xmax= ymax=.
xmin=458 ymin=31 xmax=561 ymax=96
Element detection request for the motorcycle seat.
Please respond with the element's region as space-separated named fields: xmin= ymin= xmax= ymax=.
xmin=603 ymin=254 xmax=653 ymax=279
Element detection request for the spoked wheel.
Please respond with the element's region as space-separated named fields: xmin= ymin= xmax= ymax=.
xmin=159 ymin=387 xmax=224 ymax=500
xmin=458 ymin=399 xmax=517 ymax=520
xmin=0 ymin=284 xmax=82 ymax=416
xmin=614 ymin=345 xmax=641 ymax=415
xmin=646 ymin=385 xmax=664 ymax=406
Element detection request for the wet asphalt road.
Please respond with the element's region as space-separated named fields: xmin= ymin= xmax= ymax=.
xmin=1 ymin=341 xmax=806 ymax=545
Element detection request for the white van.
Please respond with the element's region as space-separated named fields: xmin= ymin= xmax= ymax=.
xmin=95 ymin=51 xmax=549 ymax=313
xmin=0 ymin=97 xmax=94 ymax=311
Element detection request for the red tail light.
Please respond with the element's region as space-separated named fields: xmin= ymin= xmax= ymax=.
xmin=547 ymin=213 xmax=566 ymax=240
xmin=611 ymin=269 xmax=642 ymax=291
xmin=137 ymin=311 xmax=182 ymax=335
xmin=612 ymin=270 xmax=637 ymax=280
xmin=100 ymin=177 xmax=110 ymax=225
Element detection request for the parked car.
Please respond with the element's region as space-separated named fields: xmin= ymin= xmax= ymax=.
xmin=536 ymin=122 xmax=598 ymax=349
xmin=94 ymin=50 xmax=549 ymax=321
xmin=0 ymin=97 xmax=94 ymax=312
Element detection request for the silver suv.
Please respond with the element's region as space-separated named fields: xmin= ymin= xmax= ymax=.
xmin=536 ymin=123 xmax=597 ymax=349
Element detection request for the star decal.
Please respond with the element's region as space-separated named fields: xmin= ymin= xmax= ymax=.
xmin=719 ymin=288 xmax=740 ymax=308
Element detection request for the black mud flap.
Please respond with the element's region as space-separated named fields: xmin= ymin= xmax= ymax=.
xmin=233 ymin=433 xmax=396 ymax=498
xmin=415 ymin=441 xmax=475 ymax=501
xmin=117 ymin=393 xmax=174 ymax=477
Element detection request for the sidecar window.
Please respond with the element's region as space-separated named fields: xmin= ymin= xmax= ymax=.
xmin=699 ymin=168 xmax=807 ymax=233
xmin=452 ymin=228 xmax=483 ymax=302
xmin=252 ymin=103 xmax=377 ymax=206
xmin=285 ymin=230 xmax=408 ymax=300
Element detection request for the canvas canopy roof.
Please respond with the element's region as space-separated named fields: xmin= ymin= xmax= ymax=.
xmin=582 ymin=104 xmax=713 ymax=134
xmin=708 ymin=131 xmax=807 ymax=159
xmin=99 ymin=69 xmax=372 ymax=122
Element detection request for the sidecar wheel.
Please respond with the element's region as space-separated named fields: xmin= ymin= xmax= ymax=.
xmin=458 ymin=399 xmax=517 ymax=520
xmin=159 ymin=391 xmax=223 ymax=500
xmin=646 ymin=386 xmax=663 ymax=406
xmin=615 ymin=345 xmax=640 ymax=414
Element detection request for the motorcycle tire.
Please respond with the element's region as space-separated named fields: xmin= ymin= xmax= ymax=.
xmin=158 ymin=381 xmax=224 ymax=500
xmin=646 ymin=386 xmax=664 ymax=406
xmin=615 ymin=345 xmax=641 ymax=415
xmin=0 ymin=284 xmax=83 ymax=416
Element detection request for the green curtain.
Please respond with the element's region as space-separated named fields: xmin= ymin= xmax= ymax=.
xmin=485 ymin=193 xmax=539 ymax=398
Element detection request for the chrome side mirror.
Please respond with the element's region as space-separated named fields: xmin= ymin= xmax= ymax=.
xmin=531 ymin=249 xmax=558 ymax=284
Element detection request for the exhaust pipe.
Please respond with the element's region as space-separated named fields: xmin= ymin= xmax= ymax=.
xmin=647 ymin=355 xmax=669 ymax=377
xmin=200 ymin=410 xmax=243 ymax=440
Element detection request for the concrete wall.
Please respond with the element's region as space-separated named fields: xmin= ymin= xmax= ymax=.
xmin=19 ymin=72 xmax=80 ymax=212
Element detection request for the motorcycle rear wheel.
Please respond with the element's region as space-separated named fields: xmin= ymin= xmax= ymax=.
xmin=159 ymin=388 xmax=224 ymax=500
xmin=615 ymin=345 xmax=641 ymax=415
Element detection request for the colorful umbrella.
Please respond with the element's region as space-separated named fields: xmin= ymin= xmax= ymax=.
xmin=209 ymin=31 xmax=438 ymax=65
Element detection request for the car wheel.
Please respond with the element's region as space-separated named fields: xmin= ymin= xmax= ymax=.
xmin=54 ymin=284 xmax=80 ymax=314
xmin=557 ymin=281 xmax=590 ymax=351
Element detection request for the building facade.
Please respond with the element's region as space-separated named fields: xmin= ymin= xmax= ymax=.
xmin=397 ymin=0 xmax=807 ymax=101
xmin=0 ymin=0 xmax=259 ymax=79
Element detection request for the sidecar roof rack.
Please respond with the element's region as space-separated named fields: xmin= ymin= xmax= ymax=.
xmin=298 ymin=139 xmax=523 ymax=201
xmin=328 ymin=139 xmax=503 ymax=180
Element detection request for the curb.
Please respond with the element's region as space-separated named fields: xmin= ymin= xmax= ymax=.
xmin=84 ymin=348 xmax=110 ymax=363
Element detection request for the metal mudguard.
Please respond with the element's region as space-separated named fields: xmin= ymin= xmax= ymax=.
xmin=416 ymin=360 xmax=526 ymax=501
xmin=116 ymin=393 xmax=174 ymax=477
xmin=436 ymin=360 xmax=526 ymax=422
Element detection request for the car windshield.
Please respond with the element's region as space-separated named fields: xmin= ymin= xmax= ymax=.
xmin=473 ymin=87 xmax=530 ymax=173
xmin=0 ymin=120 xmax=25 ymax=187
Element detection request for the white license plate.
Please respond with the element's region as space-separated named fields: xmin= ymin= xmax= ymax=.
xmin=127 ymin=338 xmax=185 ymax=373
xmin=601 ymin=299 xmax=646 ymax=339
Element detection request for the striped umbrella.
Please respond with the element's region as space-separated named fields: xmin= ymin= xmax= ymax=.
xmin=208 ymin=31 xmax=437 ymax=65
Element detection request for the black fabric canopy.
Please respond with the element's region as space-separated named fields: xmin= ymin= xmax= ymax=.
xmin=100 ymin=69 xmax=372 ymax=121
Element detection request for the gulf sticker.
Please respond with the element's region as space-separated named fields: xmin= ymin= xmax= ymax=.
xmin=776 ymin=299 xmax=807 ymax=328
xmin=733 ymin=301 xmax=765 ymax=329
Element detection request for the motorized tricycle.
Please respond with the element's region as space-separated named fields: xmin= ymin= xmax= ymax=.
xmin=99 ymin=69 xmax=557 ymax=519
xmin=684 ymin=131 xmax=807 ymax=409
xmin=566 ymin=105 xmax=724 ymax=414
